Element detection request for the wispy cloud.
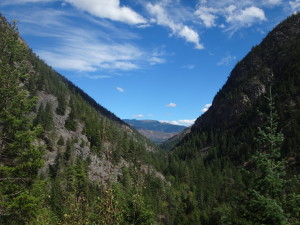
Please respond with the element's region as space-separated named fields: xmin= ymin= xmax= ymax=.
xmin=149 ymin=57 xmax=166 ymax=65
xmin=146 ymin=2 xmax=203 ymax=49
xmin=64 ymin=0 xmax=146 ymax=25
xmin=0 ymin=0 xmax=54 ymax=5
xmin=217 ymin=54 xmax=237 ymax=66
xmin=225 ymin=6 xmax=266 ymax=35
xmin=202 ymin=103 xmax=212 ymax=112
xmin=178 ymin=119 xmax=196 ymax=126
xmin=149 ymin=46 xmax=167 ymax=65
xmin=160 ymin=119 xmax=195 ymax=126
xmin=133 ymin=114 xmax=144 ymax=118
xmin=182 ymin=64 xmax=195 ymax=69
xmin=195 ymin=7 xmax=218 ymax=28
xmin=195 ymin=0 xmax=277 ymax=36
xmin=82 ymin=74 xmax=111 ymax=79
xmin=116 ymin=87 xmax=125 ymax=93
xmin=166 ymin=102 xmax=177 ymax=107
xmin=11 ymin=8 xmax=151 ymax=75
xmin=289 ymin=0 xmax=300 ymax=12
xmin=132 ymin=113 xmax=153 ymax=118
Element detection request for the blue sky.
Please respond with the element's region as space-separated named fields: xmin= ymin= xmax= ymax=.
xmin=0 ymin=0 xmax=298 ymax=126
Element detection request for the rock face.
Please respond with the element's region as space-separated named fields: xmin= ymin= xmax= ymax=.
xmin=192 ymin=13 xmax=300 ymax=133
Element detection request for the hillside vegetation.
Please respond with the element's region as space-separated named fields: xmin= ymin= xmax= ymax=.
xmin=0 ymin=13 xmax=300 ymax=225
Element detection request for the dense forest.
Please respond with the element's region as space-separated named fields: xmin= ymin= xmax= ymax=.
xmin=0 ymin=12 xmax=300 ymax=225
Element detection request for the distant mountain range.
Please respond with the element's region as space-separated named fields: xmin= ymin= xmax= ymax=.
xmin=124 ymin=119 xmax=186 ymax=144
xmin=2 ymin=11 xmax=300 ymax=225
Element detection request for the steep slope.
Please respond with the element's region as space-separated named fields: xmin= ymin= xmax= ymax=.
xmin=193 ymin=13 xmax=300 ymax=134
xmin=160 ymin=13 xmax=300 ymax=224
xmin=169 ymin=13 xmax=300 ymax=162
xmin=0 ymin=15 xmax=168 ymax=224
xmin=124 ymin=119 xmax=186 ymax=144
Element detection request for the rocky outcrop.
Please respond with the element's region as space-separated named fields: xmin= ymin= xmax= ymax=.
xmin=193 ymin=13 xmax=300 ymax=132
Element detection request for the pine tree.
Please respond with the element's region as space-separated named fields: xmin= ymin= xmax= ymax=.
xmin=239 ymin=89 xmax=300 ymax=225
xmin=0 ymin=20 xmax=44 ymax=224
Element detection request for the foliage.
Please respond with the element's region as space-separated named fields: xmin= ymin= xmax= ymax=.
xmin=236 ymin=90 xmax=300 ymax=224
xmin=1 ymin=13 xmax=300 ymax=225
xmin=0 ymin=19 xmax=44 ymax=224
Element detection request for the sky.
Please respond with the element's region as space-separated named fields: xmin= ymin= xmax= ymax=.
xmin=0 ymin=0 xmax=298 ymax=126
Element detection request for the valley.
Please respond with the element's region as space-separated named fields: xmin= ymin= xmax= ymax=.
xmin=0 ymin=11 xmax=300 ymax=225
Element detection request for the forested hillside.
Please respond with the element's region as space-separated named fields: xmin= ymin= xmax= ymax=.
xmin=161 ymin=13 xmax=300 ymax=224
xmin=1 ymin=12 xmax=300 ymax=225
xmin=0 ymin=15 xmax=170 ymax=224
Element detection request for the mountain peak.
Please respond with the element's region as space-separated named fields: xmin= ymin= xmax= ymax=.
xmin=192 ymin=12 xmax=300 ymax=133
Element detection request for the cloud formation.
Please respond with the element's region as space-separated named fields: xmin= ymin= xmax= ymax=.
xmin=64 ymin=0 xmax=146 ymax=25
xmin=195 ymin=7 xmax=218 ymax=28
xmin=195 ymin=0 xmax=271 ymax=35
xmin=133 ymin=114 xmax=144 ymax=118
xmin=202 ymin=103 xmax=212 ymax=112
xmin=182 ymin=64 xmax=195 ymax=69
xmin=225 ymin=6 xmax=266 ymax=35
xmin=15 ymin=8 xmax=148 ymax=74
xmin=147 ymin=3 xmax=203 ymax=49
xmin=160 ymin=119 xmax=195 ymax=126
xmin=166 ymin=102 xmax=177 ymax=107
xmin=0 ymin=0 xmax=53 ymax=5
xmin=217 ymin=54 xmax=237 ymax=66
xmin=116 ymin=87 xmax=125 ymax=93
xmin=290 ymin=0 xmax=300 ymax=12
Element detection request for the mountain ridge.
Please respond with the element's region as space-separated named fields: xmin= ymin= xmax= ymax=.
xmin=124 ymin=119 xmax=186 ymax=144
xmin=192 ymin=13 xmax=300 ymax=134
xmin=1 ymin=12 xmax=300 ymax=225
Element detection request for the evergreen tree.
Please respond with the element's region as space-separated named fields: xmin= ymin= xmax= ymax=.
xmin=239 ymin=90 xmax=300 ymax=225
xmin=0 ymin=20 xmax=44 ymax=224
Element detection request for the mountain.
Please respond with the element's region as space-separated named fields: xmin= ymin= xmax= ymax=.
xmin=0 ymin=15 xmax=169 ymax=224
xmin=193 ymin=13 xmax=300 ymax=134
xmin=161 ymin=13 xmax=300 ymax=224
xmin=124 ymin=119 xmax=186 ymax=144
xmin=169 ymin=12 xmax=300 ymax=158
xmin=1 ymin=12 xmax=300 ymax=225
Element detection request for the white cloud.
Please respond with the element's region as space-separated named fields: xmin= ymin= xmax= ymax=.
xmin=179 ymin=26 xmax=203 ymax=49
xmin=0 ymin=0 xmax=53 ymax=5
xmin=178 ymin=119 xmax=196 ymax=126
xmin=147 ymin=3 xmax=203 ymax=49
xmin=195 ymin=7 xmax=218 ymax=28
xmin=289 ymin=0 xmax=300 ymax=12
xmin=197 ymin=0 xmax=282 ymax=9
xmin=37 ymin=39 xmax=142 ymax=72
xmin=264 ymin=0 xmax=282 ymax=6
xmin=182 ymin=64 xmax=195 ymax=69
xmin=160 ymin=119 xmax=196 ymax=126
xmin=64 ymin=0 xmax=146 ymax=25
xmin=116 ymin=87 xmax=125 ymax=93
xmin=133 ymin=114 xmax=144 ymax=118
xmin=149 ymin=46 xmax=167 ymax=65
xmin=15 ymin=8 xmax=148 ymax=73
xmin=82 ymin=74 xmax=111 ymax=79
xmin=149 ymin=57 xmax=166 ymax=65
xmin=226 ymin=6 xmax=266 ymax=27
xmin=195 ymin=1 xmax=275 ymax=35
xmin=202 ymin=103 xmax=212 ymax=112
xmin=160 ymin=120 xmax=180 ymax=125
xmin=217 ymin=54 xmax=237 ymax=66
xmin=100 ymin=61 xmax=139 ymax=70
xmin=166 ymin=102 xmax=177 ymax=107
